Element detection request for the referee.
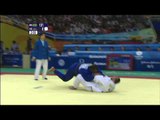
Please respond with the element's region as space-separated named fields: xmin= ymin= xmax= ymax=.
xmin=32 ymin=32 xmax=51 ymax=80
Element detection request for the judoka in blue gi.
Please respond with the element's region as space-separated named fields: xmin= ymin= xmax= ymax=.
xmin=32 ymin=32 xmax=51 ymax=80
xmin=48 ymin=63 xmax=103 ymax=81
xmin=48 ymin=63 xmax=120 ymax=92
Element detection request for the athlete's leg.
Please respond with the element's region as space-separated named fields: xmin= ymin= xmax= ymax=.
xmin=50 ymin=63 xmax=79 ymax=82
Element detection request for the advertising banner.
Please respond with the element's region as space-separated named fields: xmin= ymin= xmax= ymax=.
xmin=2 ymin=54 xmax=22 ymax=67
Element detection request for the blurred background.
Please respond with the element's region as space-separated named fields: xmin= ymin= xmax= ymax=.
xmin=0 ymin=15 xmax=160 ymax=75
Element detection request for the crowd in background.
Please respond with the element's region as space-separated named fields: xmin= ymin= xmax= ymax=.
xmin=6 ymin=15 xmax=151 ymax=34
xmin=56 ymin=45 xmax=160 ymax=57
xmin=1 ymin=15 xmax=159 ymax=55
xmin=0 ymin=40 xmax=21 ymax=55
xmin=1 ymin=39 xmax=160 ymax=57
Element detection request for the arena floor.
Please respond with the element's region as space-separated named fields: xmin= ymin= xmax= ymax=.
xmin=1 ymin=74 xmax=160 ymax=105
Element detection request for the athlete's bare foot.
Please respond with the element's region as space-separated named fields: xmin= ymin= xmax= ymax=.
xmin=48 ymin=66 xmax=56 ymax=73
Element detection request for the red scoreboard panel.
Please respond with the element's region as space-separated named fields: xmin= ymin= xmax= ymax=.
xmin=107 ymin=54 xmax=134 ymax=71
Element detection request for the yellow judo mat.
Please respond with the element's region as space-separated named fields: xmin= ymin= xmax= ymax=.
xmin=1 ymin=74 xmax=160 ymax=105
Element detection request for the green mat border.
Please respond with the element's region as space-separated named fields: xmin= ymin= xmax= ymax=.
xmin=1 ymin=68 xmax=160 ymax=78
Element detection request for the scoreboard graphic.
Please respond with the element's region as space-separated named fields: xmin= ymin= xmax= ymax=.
xmin=28 ymin=23 xmax=48 ymax=35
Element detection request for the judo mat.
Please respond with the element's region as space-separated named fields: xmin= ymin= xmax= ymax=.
xmin=1 ymin=74 xmax=160 ymax=105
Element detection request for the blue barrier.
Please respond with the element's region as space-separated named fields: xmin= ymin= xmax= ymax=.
xmin=64 ymin=44 xmax=160 ymax=47
xmin=64 ymin=44 xmax=160 ymax=51
xmin=2 ymin=52 xmax=160 ymax=71
xmin=45 ymin=28 xmax=156 ymax=41
xmin=30 ymin=50 xmax=160 ymax=71
xmin=46 ymin=32 xmax=131 ymax=40
xmin=30 ymin=55 xmax=160 ymax=71
xmin=30 ymin=56 xmax=107 ymax=70
xmin=135 ymin=59 xmax=160 ymax=71
xmin=2 ymin=54 xmax=22 ymax=67
xmin=75 ymin=51 xmax=160 ymax=59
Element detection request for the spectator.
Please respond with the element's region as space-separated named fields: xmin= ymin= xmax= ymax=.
xmin=75 ymin=46 xmax=80 ymax=51
xmin=121 ymin=46 xmax=126 ymax=51
xmin=6 ymin=15 xmax=151 ymax=34
xmin=85 ymin=47 xmax=90 ymax=51
xmin=11 ymin=40 xmax=19 ymax=51
xmin=110 ymin=47 xmax=115 ymax=51
xmin=9 ymin=48 xmax=14 ymax=54
xmin=67 ymin=48 xmax=75 ymax=56
xmin=3 ymin=48 xmax=10 ymax=54
xmin=26 ymin=37 xmax=32 ymax=54
xmin=56 ymin=51 xmax=63 ymax=56
xmin=14 ymin=48 xmax=21 ymax=54
xmin=98 ymin=47 xmax=103 ymax=51
xmin=48 ymin=24 xmax=54 ymax=32
xmin=145 ymin=46 xmax=152 ymax=51
xmin=136 ymin=47 xmax=142 ymax=52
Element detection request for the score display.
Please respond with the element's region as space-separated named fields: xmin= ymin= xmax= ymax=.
xmin=107 ymin=54 xmax=134 ymax=70
xmin=28 ymin=23 xmax=48 ymax=35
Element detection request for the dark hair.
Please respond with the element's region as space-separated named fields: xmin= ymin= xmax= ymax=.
xmin=110 ymin=47 xmax=115 ymax=50
xmin=89 ymin=64 xmax=98 ymax=73
xmin=121 ymin=46 xmax=125 ymax=50
xmin=39 ymin=32 xmax=46 ymax=36
xmin=114 ymin=78 xmax=121 ymax=84
xmin=136 ymin=47 xmax=141 ymax=51
xmin=68 ymin=48 xmax=73 ymax=52
xmin=85 ymin=47 xmax=90 ymax=51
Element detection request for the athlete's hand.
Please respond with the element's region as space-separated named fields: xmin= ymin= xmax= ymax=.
xmin=48 ymin=67 xmax=56 ymax=73
xmin=32 ymin=57 xmax=36 ymax=61
xmin=48 ymin=57 xmax=51 ymax=61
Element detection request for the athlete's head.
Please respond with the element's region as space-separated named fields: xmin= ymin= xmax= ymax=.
xmin=110 ymin=76 xmax=121 ymax=84
xmin=89 ymin=64 xmax=98 ymax=73
xmin=39 ymin=32 xmax=46 ymax=40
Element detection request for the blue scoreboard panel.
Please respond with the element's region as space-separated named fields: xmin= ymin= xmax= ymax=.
xmin=28 ymin=23 xmax=48 ymax=35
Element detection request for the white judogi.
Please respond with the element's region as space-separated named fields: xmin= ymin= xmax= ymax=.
xmin=73 ymin=74 xmax=115 ymax=93
xmin=74 ymin=74 xmax=103 ymax=92
xmin=93 ymin=75 xmax=115 ymax=92
xmin=34 ymin=59 xmax=48 ymax=79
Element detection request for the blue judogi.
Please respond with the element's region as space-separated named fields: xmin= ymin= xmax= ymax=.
xmin=33 ymin=39 xmax=50 ymax=59
xmin=54 ymin=63 xmax=104 ymax=82
xmin=54 ymin=63 xmax=81 ymax=82
xmin=32 ymin=39 xmax=50 ymax=80
xmin=79 ymin=66 xmax=104 ymax=82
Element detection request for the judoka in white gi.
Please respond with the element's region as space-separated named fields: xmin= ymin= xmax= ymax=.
xmin=71 ymin=74 xmax=120 ymax=93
